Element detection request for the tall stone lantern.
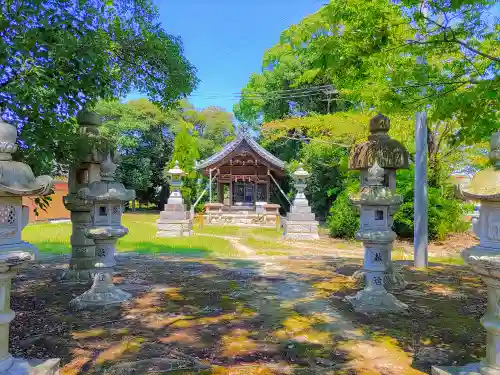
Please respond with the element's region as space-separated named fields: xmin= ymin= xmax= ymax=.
xmin=157 ymin=161 xmax=192 ymax=237
xmin=283 ymin=163 xmax=320 ymax=240
xmin=59 ymin=110 xmax=103 ymax=284
xmin=0 ymin=119 xmax=59 ymax=374
xmin=69 ymin=154 xmax=135 ymax=310
xmin=349 ymin=113 xmax=409 ymax=291
xmin=433 ymin=132 xmax=500 ymax=375
xmin=346 ymin=161 xmax=407 ymax=313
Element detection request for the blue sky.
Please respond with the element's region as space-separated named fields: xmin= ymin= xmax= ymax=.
xmin=126 ymin=0 xmax=323 ymax=113
xmin=126 ymin=1 xmax=500 ymax=114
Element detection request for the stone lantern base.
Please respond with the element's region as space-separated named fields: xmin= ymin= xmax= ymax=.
xmin=431 ymin=363 xmax=482 ymax=375
xmin=156 ymin=200 xmax=192 ymax=238
xmin=0 ymin=251 xmax=60 ymax=375
xmin=283 ymin=204 xmax=319 ymax=240
xmin=156 ymin=219 xmax=192 ymax=238
xmin=0 ymin=358 xmax=61 ymax=375
xmin=352 ymin=263 xmax=407 ymax=291
xmin=283 ymin=220 xmax=320 ymax=240
xmin=69 ymin=272 xmax=131 ymax=310
xmin=345 ymin=289 xmax=408 ymax=314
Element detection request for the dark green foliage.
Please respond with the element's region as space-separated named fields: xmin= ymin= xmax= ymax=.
xmin=1 ymin=0 xmax=197 ymax=174
xmin=168 ymin=122 xmax=200 ymax=207
xmin=327 ymin=176 xmax=360 ymax=239
xmin=392 ymin=168 xmax=469 ymax=241
xmin=302 ymin=145 xmax=350 ymax=221
xmin=326 ymin=167 xmax=469 ymax=241
xmin=97 ymin=99 xmax=173 ymax=207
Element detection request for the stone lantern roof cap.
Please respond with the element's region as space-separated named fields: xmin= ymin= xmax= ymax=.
xmin=79 ymin=180 xmax=135 ymax=202
xmin=78 ymin=154 xmax=135 ymax=202
xmin=462 ymin=132 xmax=500 ymax=201
xmin=349 ymin=113 xmax=409 ymax=170
xmin=76 ymin=110 xmax=101 ymax=126
xmin=0 ymin=119 xmax=53 ymax=196
xmin=0 ymin=250 xmax=34 ymax=267
xmin=292 ymin=163 xmax=310 ymax=179
xmin=167 ymin=160 xmax=185 ymax=177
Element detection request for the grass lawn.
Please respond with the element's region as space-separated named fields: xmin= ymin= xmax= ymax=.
xmin=24 ymin=213 xmax=237 ymax=258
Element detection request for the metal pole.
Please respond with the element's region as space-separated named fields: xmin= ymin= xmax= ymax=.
xmin=209 ymin=168 xmax=212 ymax=203
xmin=268 ymin=171 xmax=291 ymax=205
xmin=414 ymin=0 xmax=429 ymax=268
xmin=414 ymin=112 xmax=428 ymax=268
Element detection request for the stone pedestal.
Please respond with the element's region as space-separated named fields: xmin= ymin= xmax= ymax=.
xmin=69 ymin=154 xmax=135 ymax=310
xmin=58 ymin=111 xmax=102 ymax=284
xmin=0 ymin=119 xmax=59 ymax=374
xmin=283 ymin=164 xmax=319 ymax=240
xmin=58 ymin=196 xmax=96 ymax=284
xmin=157 ymin=161 xmax=192 ymax=237
xmin=345 ymin=161 xmax=407 ymax=314
xmin=263 ymin=203 xmax=280 ymax=226
xmin=432 ymin=132 xmax=500 ymax=375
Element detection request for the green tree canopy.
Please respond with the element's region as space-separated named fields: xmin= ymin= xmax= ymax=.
xmin=235 ymin=0 xmax=499 ymax=143
xmin=168 ymin=121 xmax=200 ymax=205
xmin=0 ymin=0 xmax=198 ymax=174
xmin=97 ymin=99 xmax=175 ymax=205
xmin=178 ymin=100 xmax=236 ymax=159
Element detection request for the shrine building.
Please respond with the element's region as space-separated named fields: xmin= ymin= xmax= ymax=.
xmin=196 ymin=131 xmax=286 ymax=225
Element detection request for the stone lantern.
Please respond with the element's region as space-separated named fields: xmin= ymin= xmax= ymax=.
xmin=157 ymin=160 xmax=192 ymax=237
xmin=349 ymin=113 xmax=409 ymax=291
xmin=0 ymin=119 xmax=59 ymax=374
xmin=59 ymin=110 xmax=103 ymax=284
xmin=346 ymin=161 xmax=407 ymax=313
xmin=69 ymin=154 xmax=135 ymax=310
xmin=283 ymin=163 xmax=319 ymax=240
xmin=433 ymin=132 xmax=500 ymax=375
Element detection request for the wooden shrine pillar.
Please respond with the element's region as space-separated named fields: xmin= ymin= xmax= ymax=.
xmin=229 ymin=165 xmax=233 ymax=209
xmin=266 ymin=170 xmax=271 ymax=203
xmin=218 ymin=182 xmax=223 ymax=203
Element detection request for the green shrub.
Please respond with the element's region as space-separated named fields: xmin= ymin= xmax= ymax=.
xmin=327 ymin=167 xmax=469 ymax=241
xmin=327 ymin=179 xmax=359 ymax=239
xmin=392 ymin=168 xmax=469 ymax=241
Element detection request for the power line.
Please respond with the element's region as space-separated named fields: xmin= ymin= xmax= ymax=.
xmin=188 ymin=80 xmax=468 ymax=101
xmin=189 ymin=84 xmax=335 ymax=97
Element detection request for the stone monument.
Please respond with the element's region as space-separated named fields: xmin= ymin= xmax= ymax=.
xmin=283 ymin=163 xmax=319 ymax=240
xmin=345 ymin=161 xmax=407 ymax=314
xmin=432 ymin=132 xmax=500 ymax=375
xmin=157 ymin=161 xmax=192 ymax=237
xmin=69 ymin=154 xmax=135 ymax=310
xmin=0 ymin=118 xmax=60 ymax=374
xmin=349 ymin=113 xmax=409 ymax=291
xmin=58 ymin=110 xmax=102 ymax=284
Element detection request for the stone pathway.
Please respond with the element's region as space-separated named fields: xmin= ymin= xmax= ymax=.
xmin=196 ymin=233 xmax=256 ymax=256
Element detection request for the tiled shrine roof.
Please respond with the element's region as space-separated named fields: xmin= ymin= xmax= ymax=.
xmin=196 ymin=131 xmax=285 ymax=171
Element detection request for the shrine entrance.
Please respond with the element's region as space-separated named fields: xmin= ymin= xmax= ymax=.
xmin=233 ymin=182 xmax=254 ymax=206
xmin=196 ymin=131 xmax=285 ymax=226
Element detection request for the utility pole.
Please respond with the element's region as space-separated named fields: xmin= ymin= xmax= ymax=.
xmin=414 ymin=0 xmax=429 ymax=268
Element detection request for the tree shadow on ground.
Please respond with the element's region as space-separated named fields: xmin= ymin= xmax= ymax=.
xmin=329 ymin=260 xmax=486 ymax=373
xmin=10 ymin=253 xmax=486 ymax=375
xmin=11 ymin=253 xmax=355 ymax=375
